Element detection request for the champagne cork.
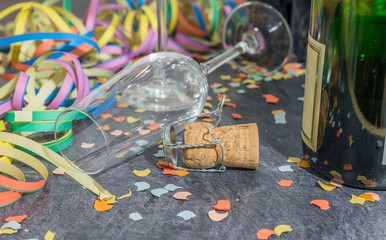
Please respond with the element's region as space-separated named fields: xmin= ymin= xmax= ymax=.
xmin=183 ymin=122 xmax=259 ymax=169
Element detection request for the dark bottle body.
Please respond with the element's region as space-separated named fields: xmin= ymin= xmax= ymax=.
xmin=302 ymin=1 xmax=386 ymax=189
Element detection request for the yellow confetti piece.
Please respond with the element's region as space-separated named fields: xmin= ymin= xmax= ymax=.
xmin=44 ymin=230 xmax=56 ymax=240
xmin=0 ymin=120 xmax=5 ymax=131
xmin=317 ymin=180 xmax=336 ymax=191
xmin=242 ymin=79 xmax=255 ymax=85
xmin=349 ymin=194 xmax=366 ymax=205
xmin=220 ymin=75 xmax=231 ymax=80
xmin=357 ymin=175 xmax=367 ymax=181
xmin=127 ymin=116 xmax=140 ymax=123
xmin=274 ymin=224 xmax=293 ymax=236
xmin=0 ymin=229 xmax=17 ymax=235
xmin=117 ymin=189 xmax=132 ymax=200
xmin=330 ymin=170 xmax=342 ymax=178
xmin=287 ymin=157 xmax=301 ymax=163
xmin=134 ymin=108 xmax=146 ymax=113
xmin=133 ymin=168 xmax=151 ymax=177
xmin=204 ymin=102 xmax=213 ymax=108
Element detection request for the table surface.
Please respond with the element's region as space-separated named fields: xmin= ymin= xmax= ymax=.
xmin=1 ymin=62 xmax=386 ymax=240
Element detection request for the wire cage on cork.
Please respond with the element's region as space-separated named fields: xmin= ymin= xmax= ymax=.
xmin=162 ymin=97 xmax=259 ymax=172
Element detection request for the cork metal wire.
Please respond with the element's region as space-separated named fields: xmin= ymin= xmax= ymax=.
xmin=162 ymin=97 xmax=226 ymax=172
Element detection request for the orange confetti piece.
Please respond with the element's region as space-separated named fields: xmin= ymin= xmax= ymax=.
xmin=94 ymin=199 xmax=113 ymax=212
xmin=100 ymin=113 xmax=112 ymax=119
xmin=296 ymin=160 xmax=310 ymax=168
xmin=5 ymin=214 xmax=27 ymax=223
xmin=213 ymin=200 xmax=231 ymax=211
xmin=343 ymin=163 xmax=353 ymax=171
xmin=277 ymin=179 xmax=293 ymax=187
xmin=224 ymin=102 xmax=236 ymax=108
xmin=237 ymin=72 xmax=247 ymax=78
xmin=204 ymin=102 xmax=213 ymax=108
xmin=52 ymin=168 xmax=65 ymax=175
xmin=364 ymin=192 xmax=380 ymax=202
xmin=256 ymin=229 xmax=276 ymax=240
xmin=231 ymin=113 xmax=242 ymax=120
xmin=116 ymin=101 xmax=129 ymax=108
xmin=246 ymin=84 xmax=260 ymax=89
xmin=156 ymin=160 xmax=174 ymax=169
xmin=271 ymin=109 xmax=285 ymax=115
xmin=310 ymin=199 xmax=330 ymax=210
xmin=162 ymin=168 xmax=177 ymax=175
xmin=147 ymin=123 xmax=161 ymax=131
xmin=358 ymin=193 xmax=376 ymax=202
xmin=262 ymin=94 xmax=279 ymax=104
xmin=101 ymin=124 xmax=110 ymax=131
xmin=201 ymin=117 xmax=214 ymax=123
xmin=175 ymin=169 xmax=189 ymax=177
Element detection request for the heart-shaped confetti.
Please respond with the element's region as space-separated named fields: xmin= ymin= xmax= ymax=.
xmin=208 ymin=210 xmax=228 ymax=222
xmin=5 ymin=215 xmax=27 ymax=223
xmin=111 ymin=130 xmax=123 ymax=136
xmin=129 ymin=212 xmax=143 ymax=221
xmin=177 ymin=210 xmax=196 ymax=221
xmin=133 ymin=168 xmax=151 ymax=177
xmin=310 ymin=199 xmax=330 ymax=210
xmin=127 ymin=116 xmax=140 ymax=123
xmin=80 ymin=142 xmax=95 ymax=149
xmin=116 ymin=101 xmax=129 ymax=108
xmin=274 ymin=224 xmax=293 ymax=236
xmin=151 ymin=188 xmax=169 ymax=197
xmin=115 ymin=151 xmax=128 ymax=158
xmin=94 ymin=199 xmax=113 ymax=212
xmin=52 ymin=168 xmax=65 ymax=175
xmin=134 ymin=182 xmax=150 ymax=191
xmin=112 ymin=116 xmax=125 ymax=122
xmin=173 ymin=191 xmax=192 ymax=201
xmin=278 ymin=165 xmax=293 ymax=172
xmin=129 ymin=146 xmax=143 ymax=154
xmin=277 ymin=179 xmax=293 ymax=187
xmin=317 ymin=180 xmax=336 ymax=191
xmin=153 ymin=149 xmax=165 ymax=158
xmin=138 ymin=128 xmax=151 ymax=135
xmin=349 ymin=194 xmax=365 ymax=205
xmin=1 ymin=221 xmax=21 ymax=230
xmin=101 ymin=124 xmax=110 ymax=131
xmin=135 ymin=140 xmax=149 ymax=147
xmin=164 ymin=184 xmax=182 ymax=192
xmin=256 ymin=229 xmax=276 ymax=240
xmin=147 ymin=123 xmax=161 ymax=131
xmin=213 ymin=200 xmax=231 ymax=211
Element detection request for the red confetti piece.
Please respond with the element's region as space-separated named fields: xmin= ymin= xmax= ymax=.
xmin=231 ymin=113 xmax=242 ymax=120
xmin=262 ymin=94 xmax=279 ymax=104
xmin=213 ymin=200 xmax=231 ymax=211
xmin=310 ymin=199 xmax=330 ymax=210
xmin=343 ymin=163 xmax=353 ymax=171
xmin=277 ymin=180 xmax=293 ymax=187
xmin=147 ymin=123 xmax=161 ymax=131
xmin=112 ymin=116 xmax=125 ymax=122
xmin=5 ymin=214 xmax=27 ymax=223
xmin=256 ymin=229 xmax=276 ymax=240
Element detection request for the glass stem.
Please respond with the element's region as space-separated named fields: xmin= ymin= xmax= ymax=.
xmin=156 ymin=0 xmax=167 ymax=51
xmin=200 ymin=41 xmax=249 ymax=75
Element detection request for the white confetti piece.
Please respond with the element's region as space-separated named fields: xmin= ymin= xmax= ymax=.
xmin=278 ymin=165 xmax=293 ymax=172
xmin=164 ymin=184 xmax=182 ymax=192
xmin=151 ymin=188 xmax=169 ymax=197
xmin=1 ymin=221 xmax=21 ymax=230
xmin=129 ymin=212 xmax=143 ymax=221
xmin=80 ymin=142 xmax=95 ymax=149
xmin=177 ymin=210 xmax=196 ymax=221
xmin=134 ymin=182 xmax=150 ymax=191
xmin=237 ymin=89 xmax=246 ymax=94
xmin=129 ymin=146 xmax=143 ymax=154
xmin=273 ymin=112 xmax=286 ymax=124
xmin=153 ymin=149 xmax=165 ymax=158
xmin=229 ymin=82 xmax=241 ymax=88
xmin=135 ymin=140 xmax=149 ymax=147
xmin=115 ymin=151 xmax=129 ymax=158
xmin=143 ymin=119 xmax=155 ymax=124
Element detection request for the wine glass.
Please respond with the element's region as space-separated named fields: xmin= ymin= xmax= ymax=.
xmin=54 ymin=1 xmax=292 ymax=174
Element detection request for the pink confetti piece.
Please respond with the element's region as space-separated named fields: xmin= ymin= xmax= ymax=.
xmin=111 ymin=130 xmax=123 ymax=136
xmin=80 ymin=142 xmax=95 ymax=149
xmin=208 ymin=210 xmax=228 ymax=222
xmin=138 ymin=128 xmax=151 ymax=135
xmin=173 ymin=191 xmax=192 ymax=201
xmin=52 ymin=168 xmax=65 ymax=175
xmin=112 ymin=116 xmax=125 ymax=122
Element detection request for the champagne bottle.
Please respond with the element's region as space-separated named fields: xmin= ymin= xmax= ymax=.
xmin=302 ymin=0 xmax=386 ymax=189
